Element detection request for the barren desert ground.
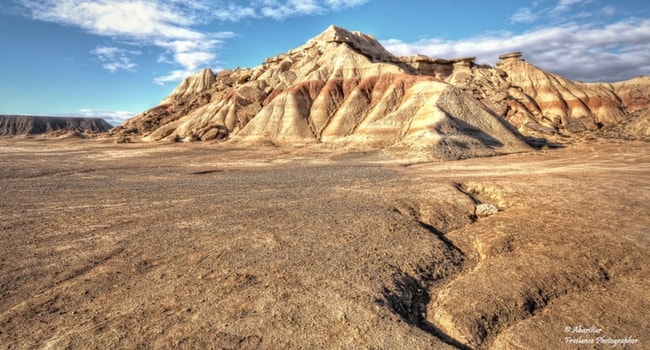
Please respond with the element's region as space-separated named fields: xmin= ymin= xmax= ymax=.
xmin=0 ymin=138 xmax=648 ymax=349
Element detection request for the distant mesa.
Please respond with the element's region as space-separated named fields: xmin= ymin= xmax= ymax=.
xmin=110 ymin=25 xmax=649 ymax=157
xmin=0 ymin=115 xmax=112 ymax=137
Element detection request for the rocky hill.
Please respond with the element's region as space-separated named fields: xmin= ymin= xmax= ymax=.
xmin=111 ymin=25 xmax=649 ymax=157
xmin=0 ymin=115 xmax=113 ymax=137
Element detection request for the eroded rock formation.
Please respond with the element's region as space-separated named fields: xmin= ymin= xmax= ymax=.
xmin=112 ymin=25 xmax=649 ymax=156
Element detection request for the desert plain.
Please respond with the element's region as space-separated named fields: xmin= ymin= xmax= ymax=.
xmin=0 ymin=137 xmax=648 ymax=349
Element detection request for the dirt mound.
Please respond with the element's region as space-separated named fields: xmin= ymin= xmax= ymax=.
xmin=0 ymin=115 xmax=112 ymax=136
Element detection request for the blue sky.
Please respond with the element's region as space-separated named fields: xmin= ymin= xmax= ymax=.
xmin=1 ymin=0 xmax=648 ymax=126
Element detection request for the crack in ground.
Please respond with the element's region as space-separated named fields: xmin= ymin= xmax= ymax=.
xmin=378 ymin=181 xmax=510 ymax=348
xmin=380 ymin=200 xmax=471 ymax=349
xmin=379 ymin=263 xmax=472 ymax=350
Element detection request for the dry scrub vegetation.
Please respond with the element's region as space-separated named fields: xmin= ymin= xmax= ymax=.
xmin=0 ymin=138 xmax=648 ymax=349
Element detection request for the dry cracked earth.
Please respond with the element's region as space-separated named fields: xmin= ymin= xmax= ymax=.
xmin=0 ymin=138 xmax=648 ymax=349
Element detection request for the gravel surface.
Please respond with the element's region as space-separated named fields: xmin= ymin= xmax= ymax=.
xmin=0 ymin=138 xmax=648 ymax=349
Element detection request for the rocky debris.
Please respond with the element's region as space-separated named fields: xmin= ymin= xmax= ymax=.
xmin=0 ymin=115 xmax=112 ymax=136
xmin=475 ymin=203 xmax=498 ymax=217
xmin=498 ymin=51 xmax=523 ymax=60
xmin=612 ymin=76 xmax=650 ymax=115
xmin=111 ymin=25 xmax=650 ymax=154
xmin=399 ymin=55 xmax=476 ymax=80
xmin=603 ymin=76 xmax=650 ymax=139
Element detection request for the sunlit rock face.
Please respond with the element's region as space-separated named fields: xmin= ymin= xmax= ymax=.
xmin=111 ymin=25 xmax=649 ymax=156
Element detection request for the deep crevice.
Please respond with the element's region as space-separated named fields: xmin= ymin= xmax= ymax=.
xmin=190 ymin=169 xmax=224 ymax=175
xmin=378 ymin=269 xmax=472 ymax=350
xmin=381 ymin=205 xmax=471 ymax=349
xmin=416 ymin=220 xmax=466 ymax=256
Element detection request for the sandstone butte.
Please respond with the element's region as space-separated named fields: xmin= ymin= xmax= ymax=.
xmin=110 ymin=25 xmax=650 ymax=159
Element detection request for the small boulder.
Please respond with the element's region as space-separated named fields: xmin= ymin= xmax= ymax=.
xmin=475 ymin=203 xmax=498 ymax=217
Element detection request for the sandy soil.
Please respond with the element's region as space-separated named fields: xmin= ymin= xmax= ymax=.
xmin=0 ymin=138 xmax=648 ymax=349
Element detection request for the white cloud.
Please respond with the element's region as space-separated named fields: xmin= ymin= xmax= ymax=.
xmin=510 ymin=7 xmax=538 ymax=23
xmin=213 ymin=4 xmax=257 ymax=22
xmin=152 ymin=34 xmax=233 ymax=85
xmin=259 ymin=0 xmax=324 ymax=20
xmin=553 ymin=0 xmax=589 ymax=13
xmin=153 ymin=70 xmax=194 ymax=85
xmin=256 ymin=0 xmax=369 ymax=20
xmin=324 ymin=0 xmax=368 ymax=9
xmin=19 ymin=0 xmax=236 ymax=83
xmin=91 ymin=46 xmax=140 ymax=73
xmin=18 ymin=0 xmax=369 ymax=83
xmin=23 ymin=1 xmax=195 ymax=39
xmin=381 ymin=18 xmax=650 ymax=82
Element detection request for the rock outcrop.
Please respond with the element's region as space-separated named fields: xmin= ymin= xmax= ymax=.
xmin=162 ymin=68 xmax=216 ymax=104
xmin=606 ymin=76 xmax=650 ymax=137
xmin=111 ymin=25 xmax=649 ymax=155
xmin=494 ymin=55 xmax=626 ymax=133
xmin=0 ymin=115 xmax=113 ymax=136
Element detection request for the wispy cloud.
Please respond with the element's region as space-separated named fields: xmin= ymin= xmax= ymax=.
xmin=91 ymin=46 xmax=140 ymax=73
xmin=510 ymin=7 xmax=538 ymax=23
xmin=324 ymin=0 xmax=368 ymax=10
xmin=382 ymin=0 xmax=649 ymax=82
xmin=152 ymin=33 xmax=235 ymax=84
xmin=553 ymin=0 xmax=590 ymax=13
xmin=17 ymin=0 xmax=369 ymax=83
xmin=255 ymin=0 xmax=369 ymax=20
xmin=213 ymin=4 xmax=257 ymax=22
xmin=19 ymin=0 xmax=233 ymax=83
xmin=382 ymin=17 xmax=650 ymax=82
xmin=600 ymin=6 xmax=615 ymax=16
